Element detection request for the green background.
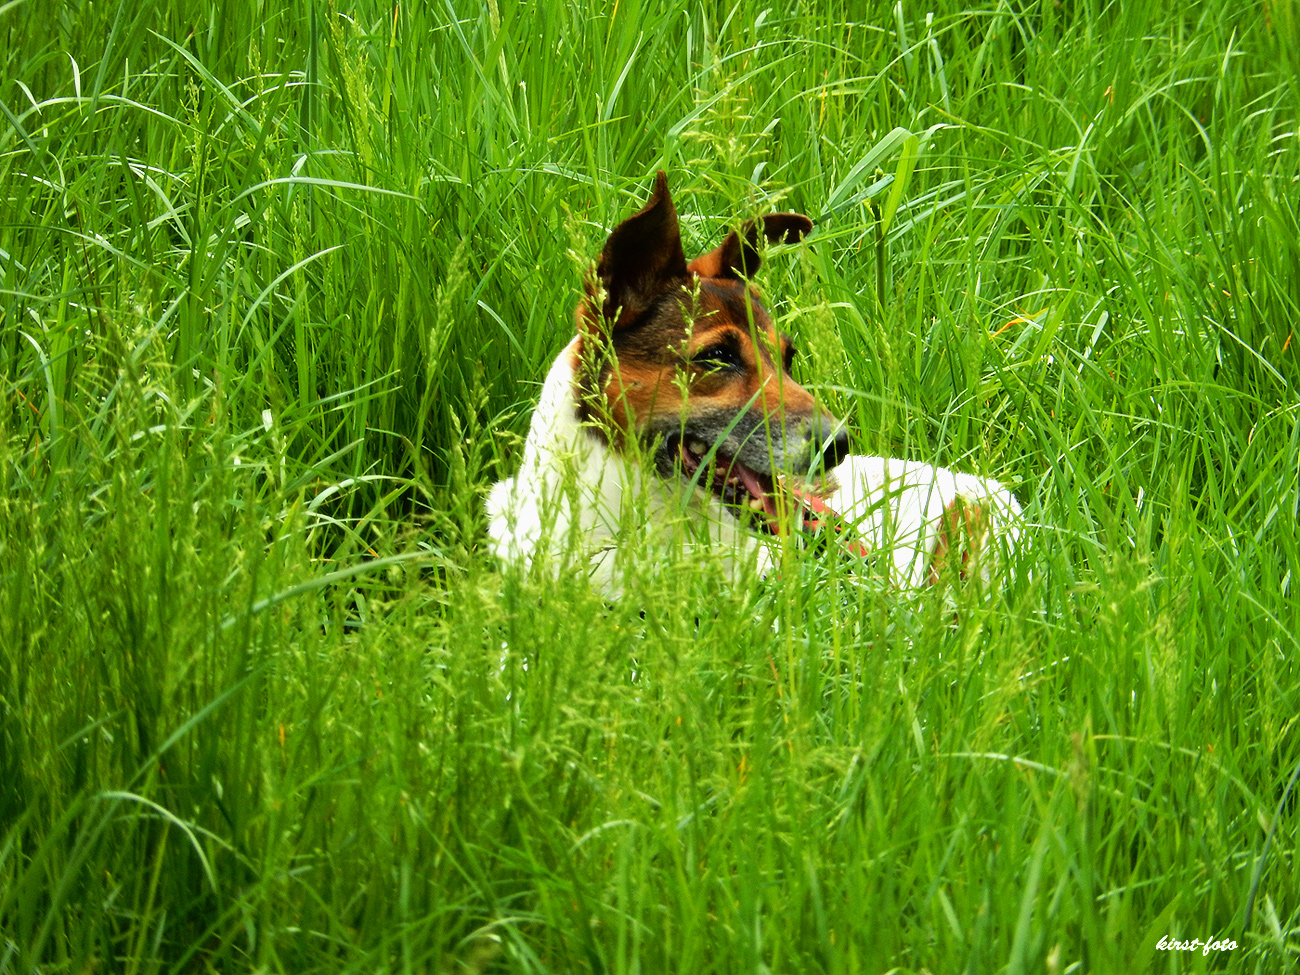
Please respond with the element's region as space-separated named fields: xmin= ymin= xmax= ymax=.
xmin=2 ymin=0 xmax=1298 ymax=971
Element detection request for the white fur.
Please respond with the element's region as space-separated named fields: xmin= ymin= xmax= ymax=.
xmin=821 ymin=455 xmax=1023 ymax=588
xmin=488 ymin=338 xmax=1023 ymax=593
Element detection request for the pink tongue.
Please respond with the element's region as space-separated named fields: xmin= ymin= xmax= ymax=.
xmin=735 ymin=464 xmax=780 ymax=521
xmin=787 ymin=484 xmax=871 ymax=557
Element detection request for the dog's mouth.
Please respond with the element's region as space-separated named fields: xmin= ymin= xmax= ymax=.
xmin=671 ymin=434 xmax=784 ymax=532
xmin=663 ymin=433 xmax=869 ymax=557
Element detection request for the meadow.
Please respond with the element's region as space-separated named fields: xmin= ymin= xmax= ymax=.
xmin=2 ymin=0 xmax=1298 ymax=971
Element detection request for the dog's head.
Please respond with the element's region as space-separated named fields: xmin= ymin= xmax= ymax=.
xmin=574 ymin=171 xmax=850 ymax=526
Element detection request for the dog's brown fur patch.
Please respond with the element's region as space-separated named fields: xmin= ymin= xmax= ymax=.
xmin=927 ymin=498 xmax=988 ymax=584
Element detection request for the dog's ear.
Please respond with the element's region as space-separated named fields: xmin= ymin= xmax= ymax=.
xmin=589 ymin=171 xmax=689 ymax=332
xmin=687 ymin=213 xmax=813 ymax=279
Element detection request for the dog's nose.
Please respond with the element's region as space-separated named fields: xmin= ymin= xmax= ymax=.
xmin=808 ymin=414 xmax=851 ymax=471
xmin=822 ymin=425 xmax=851 ymax=471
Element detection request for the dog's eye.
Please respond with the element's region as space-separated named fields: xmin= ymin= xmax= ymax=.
xmin=692 ymin=345 xmax=741 ymax=370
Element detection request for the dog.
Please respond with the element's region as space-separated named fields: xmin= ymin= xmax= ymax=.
xmin=486 ymin=172 xmax=1022 ymax=593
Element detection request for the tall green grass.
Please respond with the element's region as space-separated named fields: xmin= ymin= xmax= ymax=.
xmin=2 ymin=0 xmax=1297 ymax=971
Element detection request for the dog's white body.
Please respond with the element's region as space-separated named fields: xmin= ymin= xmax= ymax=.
xmin=821 ymin=453 xmax=1023 ymax=587
xmin=487 ymin=337 xmax=1023 ymax=592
